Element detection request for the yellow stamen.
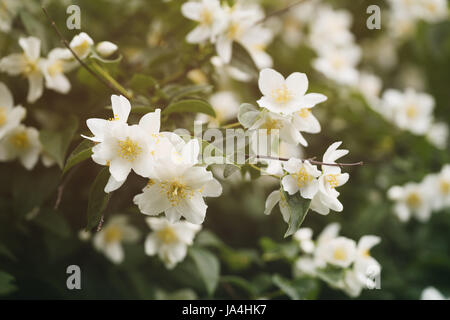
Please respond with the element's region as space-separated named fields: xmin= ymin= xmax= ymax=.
xmin=406 ymin=105 xmax=417 ymax=119
xmin=440 ymin=180 xmax=450 ymax=195
xmin=108 ymin=114 xmax=119 ymax=121
xmin=298 ymin=108 xmax=311 ymax=118
xmin=159 ymin=179 xmax=194 ymax=206
xmin=200 ymin=8 xmax=213 ymax=26
xmin=326 ymin=174 xmax=339 ymax=188
xmin=406 ymin=192 xmax=421 ymax=208
xmin=294 ymin=167 xmax=312 ymax=188
xmin=117 ymin=137 xmax=142 ymax=161
xmin=333 ymin=248 xmax=347 ymax=261
xmin=261 ymin=118 xmax=282 ymax=134
xmin=104 ymin=225 xmax=123 ymax=243
xmin=227 ymin=22 xmax=242 ymax=40
xmin=10 ymin=131 xmax=29 ymax=149
xmin=0 ymin=107 xmax=6 ymax=126
xmin=157 ymin=227 xmax=178 ymax=244
xmin=362 ymin=249 xmax=370 ymax=258
xmin=73 ymin=40 xmax=91 ymax=57
xmin=272 ymin=84 xmax=293 ymax=104
xmin=48 ymin=60 xmax=63 ymax=77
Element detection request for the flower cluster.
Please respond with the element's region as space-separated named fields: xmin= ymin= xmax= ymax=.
xmin=293 ymin=223 xmax=381 ymax=298
xmin=387 ymin=0 xmax=448 ymax=38
xmin=0 ymin=33 xmax=117 ymax=103
xmin=0 ymin=82 xmax=41 ymax=170
xmin=388 ymin=165 xmax=450 ymax=222
xmin=181 ymin=0 xmax=273 ymax=70
xmin=265 ymin=142 xmax=350 ymax=219
xmin=82 ymin=94 xmax=222 ymax=266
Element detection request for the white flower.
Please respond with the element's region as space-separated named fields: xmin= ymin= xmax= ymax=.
xmin=96 ymin=41 xmax=118 ymax=57
xmin=240 ymin=25 xmax=273 ymax=69
xmin=181 ymin=0 xmax=227 ymax=43
xmin=0 ymin=0 xmax=20 ymax=33
xmin=257 ymin=68 xmax=327 ymax=115
xmin=93 ymin=215 xmax=140 ymax=264
xmin=145 ymin=217 xmax=201 ymax=269
xmin=281 ymin=159 xmax=321 ymax=199
xmin=0 ymin=37 xmax=44 ymax=103
xmin=321 ymin=236 xmax=357 ymax=268
xmin=313 ymin=222 xmax=340 ymax=267
xmin=41 ymin=48 xmax=74 ymax=94
xmin=0 ymin=124 xmax=41 ymax=170
xmin=358 ymin=72 xmax=382 ymax=109
xmin=196 ymin=91 xmax=240 ymax=128
xmin=215 ymin=3 xmax=264 ymax=63
xmin=381 ymin=88 xmax=434 ymax=135
xmin=291 ymin=103 xmax=322 ymax=135
xmin=421 ymin=287 xmax=448 ymax=300
xmin=264 ymin=189 xmax=290 ymax=223
xmin=416 ymin=0 xmax=448 ymax=22
xmin=70 ymin=32 xmax=94 ymax=59
xmin=353 ymin=236 xmax=381 ymax=288
xmin=310 ymin=142 xmax=350 ymax=215
xmin=84 ymin=95 xmax=165 ymax=192
xmin=294 ymin=256 xmax=317 ymax=277
xmin=313 ymin=45 xmax=361 ymax=86
xmin=264 ymin=141 xmax=302 ymax=176
xmin=0 ymin=82 xmax=26 ymax=140
xmin=133 ymin=139 xmax=223 ymax=224
xmin=249 ymin=110 xmax=308 ymax=147
xmin=294 ymin=228 xmax=315 ymax=254
xmin=424 ymin=166 xmax=450 ymax=210
xmin=387 ymin=182 xmax=433 ymax=222
xmin=426 ymin=122 xmax=448 ymax=150
xmin=309 ymin=5 xmax=354 ymax=52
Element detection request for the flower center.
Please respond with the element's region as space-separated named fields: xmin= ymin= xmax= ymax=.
xmin=332 ymin=56 xmax=345 ymax=70
xmin=440 ymin=180 xmax=450 ymax=195
xmin=333 ymin=247 xmax=347 ymax=261
xmin=261 ymin=118 xmax=282 ymax=133
xmin=253 ymin=43 xmax=266 ymax=52
xmin=362 ymin=249 xmax=370 ymax=258
xmin=10 ymin=131 xmax=29 ymax=149
xmin=200 ymin=8 xmax=213 ymax=26
xmin=23 ymin=57 xmax=38 ymax=75
xmin=406 ymin=192 xmax=421 ymax=208
xmin=0 ymin=107 xmax=6 ymax=126
xmin=227 ymin=22 xmax=242 ymax=40
xmin=272 ymin=85 xmax=293 ymax=104
xmin=48 ymin=60 xmax=63 ymax=76
xmin=294 ymin=167 xmax=313 ymax=188
xmin=406 ymin=105 xmax=417 ymax=119
xmin=104 ymin=225 xmax=123 ymax=244
xmin=157 ymin=227 xmax=178 ymax=244
xmin=108 ymin=114 xmax=119 ymax=121
xmin=160 ymin=179 xmax=193 ymax=206
xmin=297 ymin=108 xmax=311 ymax=118
xmin=326 ymin=174 xmax=339 ymax=188
xmin=73 ymin=40 xmax=91 ymax=57
xmin=117 ymin=137 xmax=142 ymax=161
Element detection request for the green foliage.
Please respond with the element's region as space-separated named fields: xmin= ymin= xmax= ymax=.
xmin=162 ymin=99 xmax=216 ymax=118
xmin=62 ymin=140 xmax=94 ymax=176
xmin=86 ymin=168 xmax=111 ymax=230
xmin=281 ymin=190 xmax=311 ymax=238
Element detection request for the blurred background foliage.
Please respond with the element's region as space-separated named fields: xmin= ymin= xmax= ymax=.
xmin=0 ymin=0 xmax=449 ymax=299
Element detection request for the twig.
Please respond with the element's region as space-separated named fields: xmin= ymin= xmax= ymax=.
xmin=251 ymin=154 xmax=364 ymax=167
xmin=41 ymin=7 xmax=132 ymax=100
xmin=54 ymin=167 xmax=78 ymax=210
xmin=96 ymin=213 xmax=105 ymax=232
xmin=257 ymin=0 xmax=306 ymax=24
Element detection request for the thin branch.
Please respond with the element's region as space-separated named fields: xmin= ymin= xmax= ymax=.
xmin=41 ymin=7 xmax=132 ymax=100
xmin=251 ymin=154 xmax=364 ymax=167
xmin=257 ymin=0 xmax=306 ymax=24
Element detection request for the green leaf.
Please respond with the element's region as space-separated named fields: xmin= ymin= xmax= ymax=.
xmin=189 ymin=247 xmax=220 ymax=296
xmin=86 ymin=168 xmax=111 ymax=230
xmin=315 ymin=266 xmax=346 ymax=287
xmin=34 ymin=209 xmax=72 ymax=238
xmin=220 ymin=276 xmax=256 ymax=298
xmin=155 ymin=288 xmax=198 ymax=300
xmin=238 ymin=103 xmax=260 ymax=128
xmin=223 ymin=164 xmax=240 ymax=178
xmin=128 ymin=73 xmax=158 ymax=96
xmin=230 ymin=42 xmax=259 ymax=80
xmin=62 ymin=140 xmax=94 ymax=176
xmin=39 ymin=116 xmax=79 ymax=169
xmin=272 ymin=274 xmax=319 ymax=300
xmin=0 ymin=244 xmax=16 ymax=262
xmin=167 ymin=84 xmax=213 ymax=101
xmin=0 ymin=271 xmax=17 ymax=296
xmin=163 ymin=99 xmax=216 ymax=117
xmin=281 ymin=189 xmax=311 ymax=238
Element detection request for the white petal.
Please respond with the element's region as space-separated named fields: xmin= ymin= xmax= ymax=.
xmin=27 ymin=73 xmax=43 ymax=103
xmin=201 ymin=179 xmax=222 ymax=197
xmin=133 ymin=184 xmax=171 ymax=216
xmin=0 ymin=54 xmax=27 ymax=75
xmin=165 ymin=207 xmax=182 ymax=223
xmin=283 ymin=158 xmax=302 ymax=174
xmin=86 ymin=118 xmax=108 ymax=141
xmin=177 ymin=193 xmax=207 ymax=224
xmin=19 ymin=37 xmax=41 ymax=61
xmin=300 ymin=179 xmax=319 ymax=199
xmin=111 ymin=95 xmax=131 ymax=122
xmin=358 ymin=235 xmax=381 ymax=252
xmin=299 ymin=93 xmax=327 ymax=108
xmin=139 ymin=109 xmax=161 ymax=134
xmin=258 ymin=68 xmax=285 ymax=97
xmin=0 ymin=82 xmax=14 ymax=108
xmin=96 ymin=41 xmax=118 ymax=57
xmin=281 ymin=175 xmax=299 ymax=195
xmin=186 ymin=26 xmax=210 ymax=43
xmin=104 ymin=243 xmax=124 ymax=264
xmin=104 ymin=175 xmax=125 ymax=193
xmin=264 ymin=190 xmax=280 ymax=215
xmin=109 ymin=157 xmax=131 ymax=181
xmin=181 ymin=2 xmax=202 ymax=20
xmin=145 ymin=234 xmax=159 ymax=256
xmin=216 ymin=37 xmax=232 ymax=63
xmin=285 ymin=72 xmax=308 ymax=97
